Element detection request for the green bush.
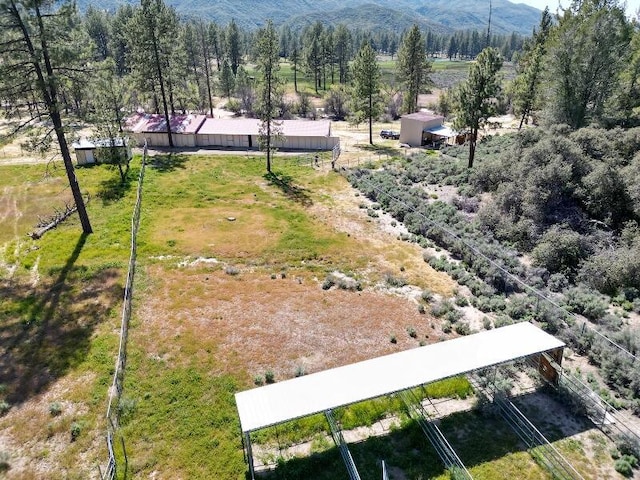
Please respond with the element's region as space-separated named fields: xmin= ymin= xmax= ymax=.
xmin=49 ymin=402 xmax=62 ymax=417
xmin=614 ymin=458 xmax=634 ymax=477
xmin=70 ymin=422 xmax=82 ymax=442
xmin=265 ymin=370 xmax=275 ymax=384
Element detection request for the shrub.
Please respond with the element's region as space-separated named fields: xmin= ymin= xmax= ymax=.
xmin=454 ymin=295 xmax=469 ymax=307
xmin=322 ymin=276 xmax=335 ymax=290
xmin=254 ymin=375 xmax=264 ymax=386
xmin=295 ymin=366 xmax=306 ymax=377
xmin=483 ymin=317 xmax=492 ymax=330
xmin=421 ymin=289 xmax=434 ymax=302
xmin=407 ymin=326 xmax=417 ymax=338
xmin=384 ymin=273 xmax=407 ymax=288
xmin=531 ymin=226 xmax=591 ymax=276
xmin=614 ymin=458 xmax=634 ymax=477
xmin=265 ymin=370 xmax=275 ymax=384
xmin=0 ymin=451 xmax=9 ymax=472
xmin=49 ymin=402 xmax=62 ymax=417
xmin=224 ymin=265 xmax=240 ymax=276
xmin=417 ymin=304 xmax=426 ymax=314
xmin=431 ymin=299 xmax=456 ymax=318
xmin=564 ymin=287 xmax=608 ymax=321
xmin=70 ymin=422 xmax=82 ymax=442
xmin=0 ymin=401 xmax=9 ymax=416
xmin=390 ymin=335 xmax=397 ymax=344
xmin=454 ymin=321 xmax=471 ymax=336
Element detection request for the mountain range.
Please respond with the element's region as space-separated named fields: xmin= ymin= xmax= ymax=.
xmin=79 ymin=0 xmax=542 ymax=36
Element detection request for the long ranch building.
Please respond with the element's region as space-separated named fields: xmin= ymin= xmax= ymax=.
xmin=126 ymin=114 xmax=340 ymax=151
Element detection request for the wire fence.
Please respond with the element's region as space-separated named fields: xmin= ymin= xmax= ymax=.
xmin=100 ymin=142 xmax=147 ymax=480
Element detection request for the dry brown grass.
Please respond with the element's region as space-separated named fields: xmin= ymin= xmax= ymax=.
xmin=137 ymin=266 xmax=442 ymax=383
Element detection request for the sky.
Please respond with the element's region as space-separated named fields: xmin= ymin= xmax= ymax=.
xmin=513 ymin=0 xmax=640 ymax=17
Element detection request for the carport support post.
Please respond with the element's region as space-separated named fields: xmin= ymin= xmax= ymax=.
xmin=245 ymin=432 xmax=255 ymax=480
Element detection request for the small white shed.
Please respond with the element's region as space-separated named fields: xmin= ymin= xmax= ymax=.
xmin=72 ymin=138 xmax=132 ymax=166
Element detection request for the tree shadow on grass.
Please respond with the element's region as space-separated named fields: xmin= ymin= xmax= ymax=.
xmin=0 ymin=233 xmax=122 ymax=406
xmin=97 ymin=169 xmax=135 ymax=205
xmin=147 ymin=153 xmax=188 ymax=173
xmin=264 ymin=171 xmax=313 ymax=207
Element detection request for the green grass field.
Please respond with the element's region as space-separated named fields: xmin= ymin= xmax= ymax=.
xmin=0 ymin=153 xmax=612 ymax=480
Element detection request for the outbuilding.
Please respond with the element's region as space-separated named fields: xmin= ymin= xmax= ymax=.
xmin=72 ymin=137 xmax=132 ymax=166
xmin=126 ymin=113 xmax=206 ymax=147
xmin=399 ymin=112 xmax=458 ymax=148
xmin=195 ymin=118 xmax=340 ymax=151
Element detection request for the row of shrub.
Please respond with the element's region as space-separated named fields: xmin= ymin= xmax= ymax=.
xmin=347 ymin=134 xmax=640 ymax=407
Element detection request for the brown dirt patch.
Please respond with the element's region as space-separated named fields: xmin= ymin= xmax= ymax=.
xmin=138 ymin=266 xmax=441 ymax=382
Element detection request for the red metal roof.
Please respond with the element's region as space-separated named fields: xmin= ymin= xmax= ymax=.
xmin=197 ymin=118 xmax=332 ymax=137
xmin=125 ymin=113 xmax=206 ymax=134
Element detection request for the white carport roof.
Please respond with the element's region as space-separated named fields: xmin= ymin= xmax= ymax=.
xmin=425 ymin=125 xmax=458 ymax=137
xmin=235 ymin=322 xmax=564 ymax=433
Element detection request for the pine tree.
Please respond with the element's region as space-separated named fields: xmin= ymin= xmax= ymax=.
xmin=0 ymin=0 xmax=92 ymax=233
xmin=545 ymin=0 xmax=630 ymax=128
xmin=255 ymin=21 xmax=283 ymax=173
xmin=219 ymin=59 xmax=235 ymax=99
xmin=453 ymin=47 xmax=503 ymax=168
xmin=352 ymin=42 xmax=382 ymax=145
xmin=511 ymin=8 xmax=552 ymax=129
xmin=397 ymin=25 xmax=432 ymax=114
xmin=226 ymin=20 xmax=242 ymax=75
xmin=128 ymin=0 xmax=178 ymax=146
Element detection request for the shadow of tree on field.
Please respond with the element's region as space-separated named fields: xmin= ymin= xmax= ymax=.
xmin=264 ymin=171 xmax=313 ymax=207
xmin=147 ymin=153 xmax=188 ymax=173
xmin=97 ymin=167 xmax=135 ymax=205
xmin=0 ymin=233 xmax=122 ymax=406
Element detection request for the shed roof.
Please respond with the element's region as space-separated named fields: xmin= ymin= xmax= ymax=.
xmin=402 ymin=112 xmax=444 ymax=123
xmin=72 ymin=138 xmax=128 ymax=150
xmin=426 ymin=125 xmax=458 ymax=137
xmin=235 ymin=322 xmax=564 ymax=433
xmin=126 ymin=113 xmax=206 ymax=134
xmin=197 ymin=118 xmax=332 ymax=137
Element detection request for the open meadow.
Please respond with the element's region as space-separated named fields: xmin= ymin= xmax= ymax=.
xmin=0 ymin=146 xmax=630 ymax=479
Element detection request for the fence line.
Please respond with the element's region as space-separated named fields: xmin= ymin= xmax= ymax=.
xmin=100 ymin=142 xmax=147 ymax=479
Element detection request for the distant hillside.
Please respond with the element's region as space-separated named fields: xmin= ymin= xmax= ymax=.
xmin=78 ymin=0 xmax=541 ymax=35
xmin=283 ymin=4 xmax=453 ymax=35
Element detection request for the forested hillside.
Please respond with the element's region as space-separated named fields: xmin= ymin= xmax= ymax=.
xmin=75 ymin=0 xmax=542 ymax=35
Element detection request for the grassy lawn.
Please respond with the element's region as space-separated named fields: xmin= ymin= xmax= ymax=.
xmin=0 ymin=159 xmax=140 ymax=477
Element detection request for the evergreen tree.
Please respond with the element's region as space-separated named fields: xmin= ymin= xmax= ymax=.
xmin=397 ymin=25 xmax=432 ymax=114
xmin=352 ymin=42 xmax=382 ymax=144
xmin=255 ymin=21 xmax=282 ymax=173
xmin=289 ymin=36 xmax=301 ymax=92
xmin=545 ymin=0 xmax=630 ymax=128
xmin=0 ymin=0 xmax=92 ymax=233
xmin=453 ymin=47 xmax=503 ymax=168
xmin=334 ymin=24 xmax=352 ymax=84
xmin=511 ymin=8 xmax=552 ymax=129
xmin=304 ymin=22 xmax=324 ymax=93
xmin=226 ymin=20 xmax=242 ymax=75
xmin=128 ymin=0 xmax=178 ymax=146
xmin=219 ymin=59 xmax=235 ymax=99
